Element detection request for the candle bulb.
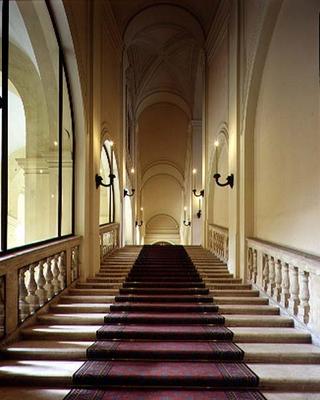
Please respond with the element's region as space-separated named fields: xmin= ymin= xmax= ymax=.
xmin=214 ymin=140 xmax=219 ymax=174
xmin=140 ymin=207 xmax=143 ymax=220
xmin=184 ymin=206 xmax=187 ymax=220
xmin=110 ymin=141 xmax=114 ymax=175
xmin=192 ymin=168 xmax=197 ymax=190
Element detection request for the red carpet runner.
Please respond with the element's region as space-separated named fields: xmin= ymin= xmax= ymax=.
xmin=65 ymin=245 xmax=265 ymax=400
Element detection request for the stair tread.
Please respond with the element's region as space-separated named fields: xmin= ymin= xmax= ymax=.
xmin=1 ymin=360 xmax=320 ymax=390
xmin=4 ymin=341 xmax=320 ymax=363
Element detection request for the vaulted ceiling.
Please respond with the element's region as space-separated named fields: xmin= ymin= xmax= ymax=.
xmin=108 ymin=0 xmax=220 ymax=241
xmin=109 ymin=0 xmax=220 ymax=36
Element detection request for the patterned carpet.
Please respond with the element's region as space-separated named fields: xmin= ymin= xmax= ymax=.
xmin=64 ymin=245 xmax=265 ymax=399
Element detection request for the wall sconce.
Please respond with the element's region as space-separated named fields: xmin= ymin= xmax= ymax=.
xmin=136 ymin=207 xmax=143 ymax=227
xmin=183 ymin=220 xmax=191 ymax=227
xmin=192 ymin=188 xmax=205 ymax=197
xmin=213 ymin=173 xmax=234 ymax=188
xmin=192 ymin=168 xmax=204 ymax=197
xmin=196 ymin=209 xmax=202 ymax=219
xmin=213 ymin=139 xmax=234 ymax=188
xmin=183 ymin=206 xmax=191 ymax=226
xmin=124 ymin=188 xmax=135 ymax=197
xmin=96 ymin=173 xmax=116 ymax=189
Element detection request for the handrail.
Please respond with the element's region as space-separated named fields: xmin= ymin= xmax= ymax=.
xmin=99 ymin=223 xmax=120 ymax=261
xmin=247 ymin=237 xmax=320 ymax=276
xmin=208 ymin=223 xmax=228 ymax=234
xmin=247 ymin=236 xmax=320 ymax=334
xmin=0 ymin=236 xmax=81 ymax=339
xmin=207 ymin=224 xmax=229 ymax=263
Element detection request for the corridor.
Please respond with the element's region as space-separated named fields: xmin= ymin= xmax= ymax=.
xmin=0 ymin=0 xmax=320 ymax=398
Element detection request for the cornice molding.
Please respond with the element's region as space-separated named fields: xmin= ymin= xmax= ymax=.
xmin=206 ymin=0 xmax=230 ymax=64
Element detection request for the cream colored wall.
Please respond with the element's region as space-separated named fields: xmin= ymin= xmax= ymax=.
xmin=138 ymin=102 xmax=189 ymax=244
xmin=138 ymin=103 xmax=188 ymax=174
xmin=206 ymin=29 xmax=230 ymax=230
xmin=253 ymin=0 xmax=320 ymax=255
xmin=142 ymin=174 xmax=182 ymax=230
xmin=63 ymin=0 xmax=123 ymax=276
xmin=212 ymin=143 xmax=229 ymax=228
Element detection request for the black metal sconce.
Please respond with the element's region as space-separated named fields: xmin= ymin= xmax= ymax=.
xmin=135 ymin=220 xmax=143 ymax=227
xmin=192 ymin=189 xmax=205 ymax=197
xmin=213 ymin=173 xmax=234 ymax=188
xmin=183 ymin=220 xmax=191 ymax=227
xmin=124 ymin=188 xmax=135 ymax=197
xmin=196 ymin=209 xmax=202 ymax=219
xmin=96 ymin=173 xmax=116 ymax=189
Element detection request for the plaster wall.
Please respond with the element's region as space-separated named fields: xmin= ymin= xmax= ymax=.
xmin=253 ymin=0 xmax=320 ymax=255
xmin=212 ymin=143 xmax=229 ymax=228
xmin=206 ymin=31 xmax=229 ymax=230
xmin=142 ymin=174 xmax=182 ymax=232
xmin=63 ymin=0 xmax=123 ymax=275
xmin=138 ymin=103 xmax=189 ymax=174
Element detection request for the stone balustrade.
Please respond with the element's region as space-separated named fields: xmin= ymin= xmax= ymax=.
xmin=0 ymin=275 xmax=4 ymax=339
xmin=0 ymin=236 xmax=81 ymax=337
xmin=247 ymin=238 xmax=320 ymax=332
xmin=99 ymin=223 xmax=120 ymax=261
xmin=208 ymin=224 xmax=229 ymax=263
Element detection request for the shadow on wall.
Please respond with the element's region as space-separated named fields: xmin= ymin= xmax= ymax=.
xmin=144 ymin=214 xmax=180 ymax=245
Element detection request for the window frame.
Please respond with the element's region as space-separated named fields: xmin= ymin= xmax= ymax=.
xmin=0 ymin=0 xmax=75 ymax=255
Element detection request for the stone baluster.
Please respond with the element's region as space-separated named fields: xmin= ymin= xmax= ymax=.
xmin=252 ymin=249 xmax=257 ymax=283
xmin=71 ymin=249 xmax=76 ymax=281
xmin=19 ymin=267 xmax=29 ymax=322
xmin=45 ymin=257 xmax=54 ymax=300
xmin=282 ymin=261 xmax=290 ymax=308
xmin=25 ymin=264 xmax=40 ymax=314
xmin=275 ymin=259 xmax=282 ymax=302
xmin=100 ymin=233 xmax=103 ymax=260
xmin=226 ymin=237 xmax=229 ymax=261
xmin=299 ymin=271 xmax=310 ymax=324
xmin=51 ymin=255 xmax=60 ymax=295
xmin=223 ymin=234 xmax=228 ymax=262
xmin=71 ymin=247 xmax=79 ymax=281
xmin=58 ymin=252 xmax=66 ymax=290
xmin=0 ymin=276 xmax=5 ymax=337
xmin=289 ymin=265 xmax=300 ymax=316
xmin=262 ymin=254 xmax=269 ymax=292
xmin=268 ymin=256 xmax=275 ymax=297
xmin=247 ymin=248 xmax=253 ymax=281
xmin=36 ymin=260 xmax=47 ymax=306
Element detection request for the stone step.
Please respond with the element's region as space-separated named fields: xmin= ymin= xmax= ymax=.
xmin=74 ymin=284 xmax=119 ymax=292
xmin=206 ymin=284 xmax=252 ymax=290
xmin=36 ymin=313 xmax=292 ymax=328
xmin=8 ymin=388 xmax=320 ymax=399
xmin=51 ymin=303 xmax=277 ymax=315
xmin=214 ymin=297 xmax=268 ymax=305
xmin=50 ymin=303 xmax=112 ymax=313
xmin=211 ymin=289 xmax=260 ymax=297
xmin=232 ymin=327 xmax=311 ymax=343
xmin=61 ymin=294 xmax=115 ymax=303
xmin=0 ymin=361 xmax=320 ymax=390
xmin=68 ymin=286 xmax=119 ymax=296
xmin=87 ymin=277 xmax=126 ymax=283
xmin=3 ymin=341 xmax=320 ymax=364
xmin=21 ymin=325 xmax=311 ymax=343
xmin=220 ymin=305 xmax=279 ymax=315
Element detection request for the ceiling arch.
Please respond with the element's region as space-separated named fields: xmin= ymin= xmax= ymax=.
xmin=136 ymin=91 xmax=191 ymax=119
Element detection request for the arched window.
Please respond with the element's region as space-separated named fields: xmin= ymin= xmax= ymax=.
xmin=99 ymin=140 xmax=118 ymax=225
xmin=0 ymin=0 xmax=75 ymax=252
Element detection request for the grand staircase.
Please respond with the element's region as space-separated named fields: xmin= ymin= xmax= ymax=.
xmin=1 ymin=245 xmax=320 ymax=399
